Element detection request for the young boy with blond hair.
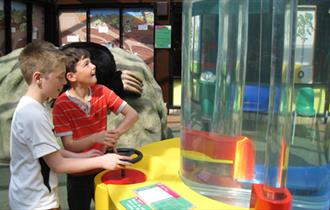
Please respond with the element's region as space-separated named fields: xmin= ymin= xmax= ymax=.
xmin=9 ymin=40 xmax=132 ymax=210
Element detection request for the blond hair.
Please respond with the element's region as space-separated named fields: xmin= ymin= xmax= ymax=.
xmin=19 ymin=40 xmax=66 ymax=84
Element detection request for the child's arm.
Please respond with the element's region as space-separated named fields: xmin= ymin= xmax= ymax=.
xmin=60 ymin=130 xmax=119 ymax=152
xmin=61 ymin=104 xmax=138 ymax=152
xmin=111 ymin=104 xmax=139 ymax=136
xmin=43 ymin=150 xmax=132 ymax=174
xmin=60 ymin=148 xmax=104 ymax=158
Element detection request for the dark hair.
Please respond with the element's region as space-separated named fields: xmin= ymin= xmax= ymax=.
xmin=60 ymin=42 xmax=125 ymax=98
xmin=59 ymin=47 xmax=90 ymax=92
xmin=62 ymin=47 xmax=90 ymax=73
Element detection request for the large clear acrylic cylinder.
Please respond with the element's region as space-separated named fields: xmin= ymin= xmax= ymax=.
xmin=180 ymin=0 xmax=330 ymax=210
xmin=180 ymin=0 xmax=250 ymax=207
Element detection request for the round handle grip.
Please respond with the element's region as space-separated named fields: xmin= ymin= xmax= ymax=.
xmin=110 ymin=148 xmax=143 ymax=164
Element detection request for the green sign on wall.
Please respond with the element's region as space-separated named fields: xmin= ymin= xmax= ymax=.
xmin=155 ymin=25 xmax=171 ymax=49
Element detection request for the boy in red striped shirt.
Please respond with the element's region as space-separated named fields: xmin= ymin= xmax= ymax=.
xmin=52 ymin=47 xmax=138 ymax=210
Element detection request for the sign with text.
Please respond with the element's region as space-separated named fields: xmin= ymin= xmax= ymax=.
xmin=155 ymin=25 xmax=171 ymax=49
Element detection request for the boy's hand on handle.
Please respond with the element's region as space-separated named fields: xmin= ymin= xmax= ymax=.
xmin=100 ymin=153 xmax=132 ymax=170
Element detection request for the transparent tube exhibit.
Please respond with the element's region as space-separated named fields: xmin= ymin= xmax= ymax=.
xmin=180 ymin=0 xmax=251 ymax=207
xmin=252 ymin=1 xmax=297 ymax=209
xmin=180 ymin=0 xmax=307 ymax=209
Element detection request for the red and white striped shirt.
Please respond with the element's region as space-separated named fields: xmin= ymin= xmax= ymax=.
xmin=52 ymin=84 xmax=126 ymax=152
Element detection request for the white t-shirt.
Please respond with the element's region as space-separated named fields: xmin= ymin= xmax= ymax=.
xmin=9 ymin=96 xmax=61 ymax=210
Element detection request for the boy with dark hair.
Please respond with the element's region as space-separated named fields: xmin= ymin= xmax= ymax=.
xmin=52 ymin=47 xmax=139 ymax=210
xmin=9 ymin=40 xmax=132 ymax=210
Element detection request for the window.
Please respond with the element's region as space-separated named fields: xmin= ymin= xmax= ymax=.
xmin=32 ymin=4 xmax=45 ymax=41
xmin=294 ymin=6 xmax=316 ymax=84
xmin=59 ymin=10 xmax=87 ymax=46
xmin=11 ymin=1 xmax=27 ymax=50
xmin=58 ymin=7 xmax=155 ymax=72
xmin=123 ymin=9 xmax=154 ymax=72
xmin=90 ymin=9 xmax=120 ymax=48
